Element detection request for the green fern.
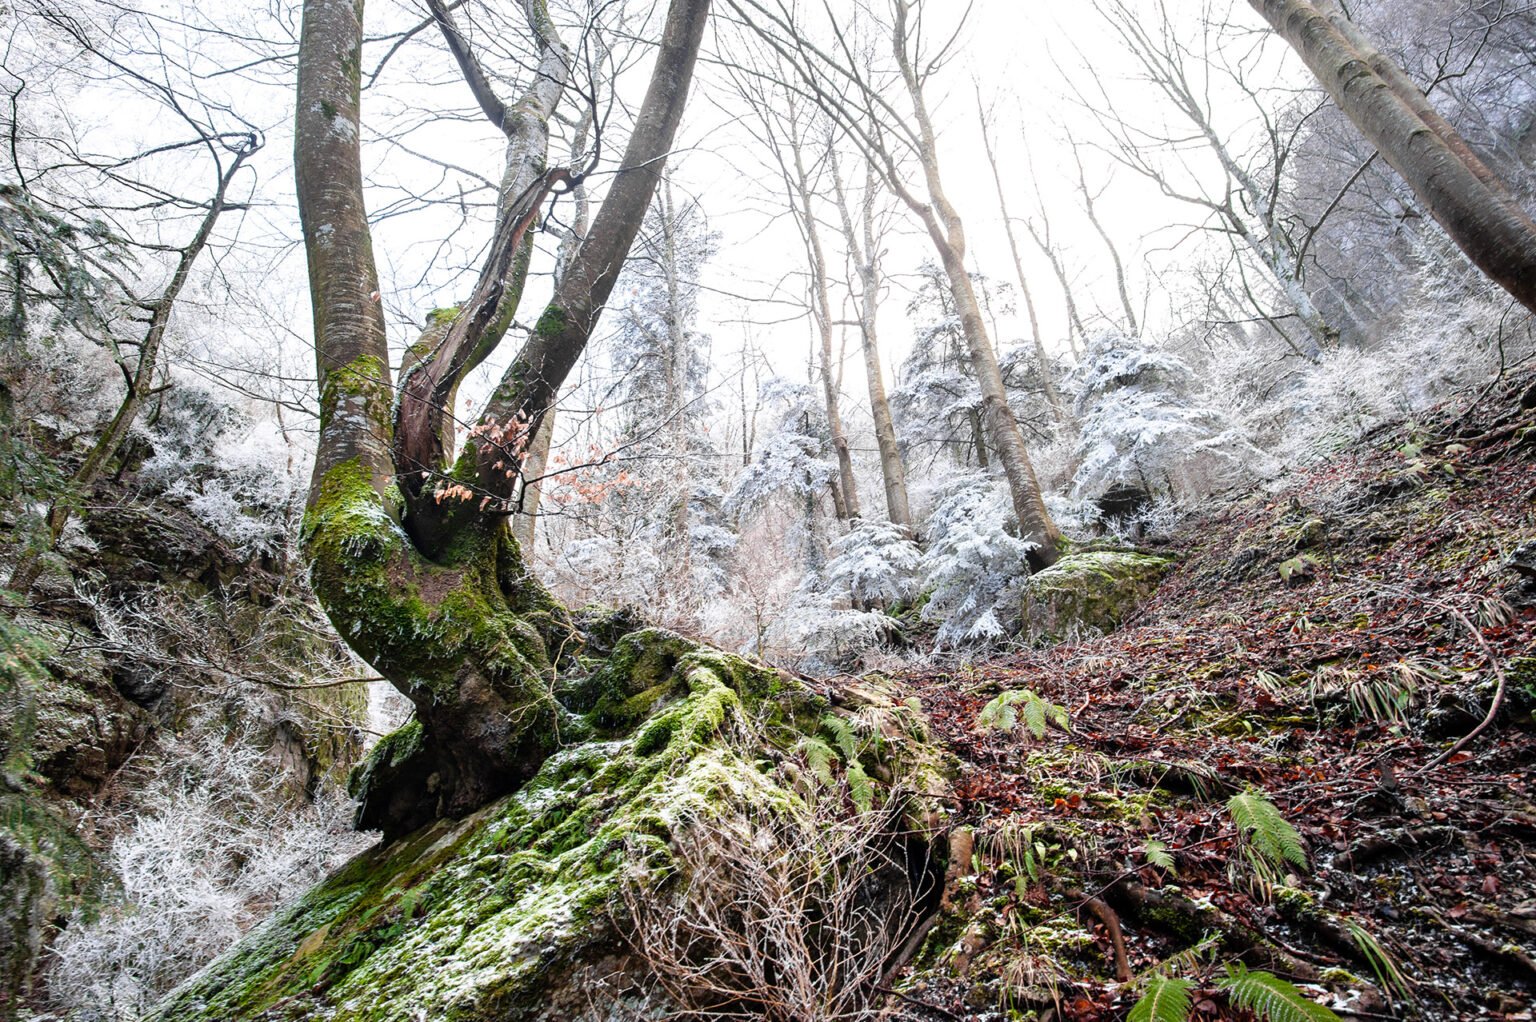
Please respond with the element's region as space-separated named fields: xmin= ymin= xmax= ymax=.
xmin=977 ymin=689 xmax=1068 ymax=740
xmin=1219 ymin=963 xmax=1340 ymax=1022
xmin=821 ymin=714 xmax=858 ymax=761
xmin=796 ymin=736 xmax=838 ymax=785
xmin=1227 ymin=789 xmax=1308 ymax=873
xmin=1128 ymin=975 xmax=1194 ymax=1022
xmin=1142 ymin=839 xmax=1175 ymax=871
xmin=846 ymin=759 xmax=874 ymax=813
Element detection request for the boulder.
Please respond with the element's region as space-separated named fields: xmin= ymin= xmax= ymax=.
xmin=150 ymin=633 xmax=949 ymax=1022
xmin=1022 ymin=550 xmax=1173 ymax=641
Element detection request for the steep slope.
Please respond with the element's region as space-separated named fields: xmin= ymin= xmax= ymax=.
xmin=878 ymin=373 xmax=1536 ymax=1020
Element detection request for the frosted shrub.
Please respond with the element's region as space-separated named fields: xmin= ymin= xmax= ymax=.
xmin=549 ymin=535 xmax=664 ymax=610
xmin=167 ymin=424 xmax=300 ymax=558
xmin=920 ymin=476 xmax=1034 ymax=646
xmin=765 ymin=588 xmax=893 ymax=673
xmin=45 ymin=727 xmax=370 ymax=1021
xmin=1069 ymin=331 xmax=1275 ymax=505
xmin=822 ymin=520 xmax=921 ymax=608
xmin=136 ymin=394 xmax=306 ymax=559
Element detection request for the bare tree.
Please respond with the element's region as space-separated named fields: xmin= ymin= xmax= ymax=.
xmin=295 ymin=0 xmax=710 ymax=837
xmin=726 ymin=0 xmax=1063 ymax=566
xmin=4 ymin=3 xmax=263 ymax=594
xmin=975 ymin=93 xmax=1069 ymax=420
xmin=1084 ymin=0 xmax=1340 ymax=358
xmin=733 ymin=71 xmax=862 ymax=522
xmin=828 ymin=146 xmax=912 ymax=529
xmin=1249 ymin=0 xmax=1536 ymax=318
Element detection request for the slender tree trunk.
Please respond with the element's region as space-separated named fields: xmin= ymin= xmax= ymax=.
xmin=7 ymin=140 xmax=256 ymax=594
xmin=1020 ymin=214 xmax=1089 ymax=360
xmin=1070 ymin=140 xmax=1139 ymax=336
xmin=889 ymin=0 xmax=1060 ymax=565
xmin=828 ymin=148 xmax=912 ymax=529
xmin=658 ymin=178 xmax=693 ymax=581
xmin=975 ymin=99 xmax=1066 ymax=420
xmin=1250 ymin=0 xmax=1536 ymax=318
xmin=776 ymin=100 xmax=859 ymax=521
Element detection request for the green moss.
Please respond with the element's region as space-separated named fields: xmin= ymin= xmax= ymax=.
xmin=347 ymin=719 xmax=424 ymax=799
xmin=147 ymin=650 xmax=829 ymax=1022
xmin=318 ymin=353 xmax=390 ymax=434
xmin=1023 ymin=551 xmax=1173 ymax=642
xmin=533 ymin=304 xmax=567 ymax=341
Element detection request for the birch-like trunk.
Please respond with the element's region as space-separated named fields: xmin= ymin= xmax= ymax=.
xmin=1250 ymin=0 xmax=1536 ymax=317
xmin=829 ymin=148 xmax=911 ymax=529
xmin=890 ymin=1 xmax=1060 ymax=565
xmin=782 ymin=105 xmax=860 ymax=521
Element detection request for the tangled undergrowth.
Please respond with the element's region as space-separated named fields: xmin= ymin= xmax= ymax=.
xmin=844 ymin=374 xmax=1536 ymax=1021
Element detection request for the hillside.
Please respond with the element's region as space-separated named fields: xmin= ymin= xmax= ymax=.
xmin=127 ymin=374 xmax=1536 ymax=1022
xmin=867 ymin=372 xmax=1536 ymax=1020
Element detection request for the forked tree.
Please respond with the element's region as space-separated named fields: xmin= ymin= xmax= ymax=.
xmin=1249 ymin=0 xmax=1536 ymax=316
xmin=294 ymin=0 xmax=710 ymax=837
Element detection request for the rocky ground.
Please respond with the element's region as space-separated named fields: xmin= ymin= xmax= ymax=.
xmin=860 ymin=372 xmax=1536 ymax=1020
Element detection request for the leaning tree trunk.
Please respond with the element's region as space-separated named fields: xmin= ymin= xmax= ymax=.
xmin=296 ymin=0 xmax=711 ymax=839
xmin=1250 ymin=0 xmax=1536 ymax=316
xmin=889 ymin=1 xmax=1061 ymax=566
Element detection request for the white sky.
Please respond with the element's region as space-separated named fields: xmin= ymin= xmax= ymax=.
xmin=10 ymin=0 xmax=1314 ymax=439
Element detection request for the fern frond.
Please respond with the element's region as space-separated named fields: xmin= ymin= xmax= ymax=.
xmin=1219 ymin=963 xmax=1340 ymax=1022
xmin=821 ymin=714 xmax=858 ymax=761
xmin=1128 ymin=975 xmax=1194 ymax=1022
xmin=977 ymin=689 xmax=1069 ymax=739
xmin=846 ymin=759 xmax=874 ymax=813
xmin=977 ymin=691 xmax=1019 ymax=731
xmin=1143 ymin=839 xmax=1175 ymax=871
xmin=796 ymin=736 xmax=837 ymax=785
xmin=1021 ymin=691 xmax=1048 ymax=739
xmin=1227 ymin=789 xmax=1308 ymax=872
xmin=1147 ymin=933 xmax=1220 ymax=979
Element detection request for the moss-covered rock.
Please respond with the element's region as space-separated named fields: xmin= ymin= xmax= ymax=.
xmin=149 ymin=640 xmax=942 ymax=1022
xmin=1022 ymin=550 xmax=1173 ymax=642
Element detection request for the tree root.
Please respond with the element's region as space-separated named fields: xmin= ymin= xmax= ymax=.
xmin=1070 ymin=888 xmax=1132 ymax=982
xmin=1110 ymin=879 xmax=1321 ymax=980
xmin=1336 ymin=824 xmax=1456 ymax=871
xmin=1417 ymin=906 xmax=1536 ymax=982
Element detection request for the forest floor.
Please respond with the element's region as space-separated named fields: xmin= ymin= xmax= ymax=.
xmin=862 ymin=373 xmax=1536 ymax=1021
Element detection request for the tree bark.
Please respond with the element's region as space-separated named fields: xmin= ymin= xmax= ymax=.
xmin=1250 ymin=0 xmax=1536 ymax=318
xmin=766 ymin=96 xmax=860 ymax=522
xmin=511 ymin=406 xmax=554 ymax=552
xmin=829 ymin=148 xmax=911 ymax=529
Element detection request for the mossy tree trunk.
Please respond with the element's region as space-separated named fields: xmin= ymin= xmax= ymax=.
xmin=295 ymin=0 xmax=711 ymax=838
